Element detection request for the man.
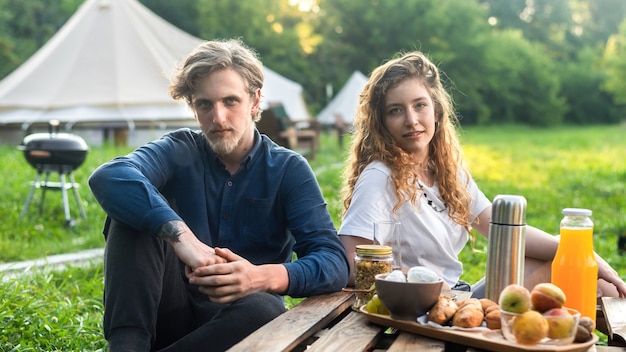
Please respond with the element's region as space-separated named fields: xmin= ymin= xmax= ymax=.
xmin=89 ymin=39 xmax=349 ymax=351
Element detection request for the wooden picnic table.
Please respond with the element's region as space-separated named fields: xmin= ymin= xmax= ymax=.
xmin=228 ymin=291 xmax=626 ymax=352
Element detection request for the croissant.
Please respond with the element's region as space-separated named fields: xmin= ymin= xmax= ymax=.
xmin=428 ymin=295 xmax=458 ymax=325
xmin=452 ymin=302 xmax=484 ymax=328
xmin=479 ymin=298 xmax=498 ymax=312
xmin=456 ymin=298 xmax=481 ymax=310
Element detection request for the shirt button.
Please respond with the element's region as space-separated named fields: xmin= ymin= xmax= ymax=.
xmin=223 ymin=213 xmax=229 ymax=219
xmin=227 ymin=181 xmax=233 ymax=187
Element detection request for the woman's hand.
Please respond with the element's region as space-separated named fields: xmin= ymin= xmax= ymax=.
xmin=595 ymin=254 xmax=626 ymax=298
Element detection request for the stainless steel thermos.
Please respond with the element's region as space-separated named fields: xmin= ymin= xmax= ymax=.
xmin=485 ymin=195 xmax=527 ymax=302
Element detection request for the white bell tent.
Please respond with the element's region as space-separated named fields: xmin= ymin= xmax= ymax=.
xmin=316 ymin=71 xmax=367 ymax=126
xmin=0 ymin=0 xmax=310 ymax=144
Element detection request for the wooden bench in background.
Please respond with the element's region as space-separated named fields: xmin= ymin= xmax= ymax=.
xmin=257 ymin=104 xmax=319 ymax=160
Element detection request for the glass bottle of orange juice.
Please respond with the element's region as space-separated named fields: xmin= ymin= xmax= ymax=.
xmin=551 ymin=208 xmax=598 ymax=323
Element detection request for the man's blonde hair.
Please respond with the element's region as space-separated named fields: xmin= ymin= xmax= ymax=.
xmin=169 ymin=38 xmax=264 ymax=122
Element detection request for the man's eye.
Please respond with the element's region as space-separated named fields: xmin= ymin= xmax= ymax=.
xmin=224 ymin=98 xmax=237 ymax=106
xmin=195 ymin=101 xmax=211 ymax=109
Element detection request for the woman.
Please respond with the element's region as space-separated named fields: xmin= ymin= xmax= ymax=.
xmin=338 ymin=51 xmax=626 ymax=298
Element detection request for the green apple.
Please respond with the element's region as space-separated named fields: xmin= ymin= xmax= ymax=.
xmin=499 ymin=284 xmax=531 ymax=314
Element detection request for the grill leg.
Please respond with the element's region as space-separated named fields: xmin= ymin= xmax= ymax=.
xmin=20 ymin=171 xmax=43 ymax=219
xmin=60 ymin=173 xmax=72 ymax=224
xmin=39 ymin=171 xmax=51 ymax=215
xmin=68 ymin=173 xmax=86 ymax=219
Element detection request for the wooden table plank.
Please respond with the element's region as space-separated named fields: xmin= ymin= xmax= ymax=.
xmin=387 ymin=332 xmax=503 ymax=352
xmin=227 ymin=291 xmax=354 ymax=352
xmin=601 ymin=297 xmax=626 ymax=346
xmin=306 ymin=311 xmax=381 ymax=351
xmin=386 ymin=332 xmax=448 ymax=351
xmin=594 ymin=347 xmax=626 ymax=352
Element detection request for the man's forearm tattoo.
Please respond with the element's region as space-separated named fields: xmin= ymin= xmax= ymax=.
xmin=157 ymin=220 xmax=185 ymax=243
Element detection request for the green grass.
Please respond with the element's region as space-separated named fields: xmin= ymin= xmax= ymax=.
xmin=0 ymin=265 xmax=106 ymax=351
xmin=1 ymin=125 xmax=625 ymax=349
xmin=457 ymin=125 xmax=626 ymax=282
xmin=0 ymin=143 xmax=133 ymax=262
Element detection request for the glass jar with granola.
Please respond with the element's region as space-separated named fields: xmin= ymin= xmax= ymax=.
xmin=354 ymin=244 xmax=393 ymax=307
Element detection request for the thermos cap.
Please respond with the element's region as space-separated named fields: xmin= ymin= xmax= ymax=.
xmin=491 ymin=195 xmax=527 ymax=225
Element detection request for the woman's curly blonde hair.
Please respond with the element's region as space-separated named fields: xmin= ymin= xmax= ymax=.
xmin=341 ymin=51 xmax=472 ymax=229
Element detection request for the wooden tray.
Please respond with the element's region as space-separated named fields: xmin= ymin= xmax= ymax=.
xmin=359 ymin=307 xmax=598 ymax=352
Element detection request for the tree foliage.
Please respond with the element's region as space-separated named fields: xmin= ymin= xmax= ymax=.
xmin=481 ymin=30 xmax=566 ymax=126
xmin=602 ymin=19 xmax=626 ymax=106
xmin=0 ymin=0 xmax=625 ymax=126
xmin=0 ymin=0 xmax=82 ymax=77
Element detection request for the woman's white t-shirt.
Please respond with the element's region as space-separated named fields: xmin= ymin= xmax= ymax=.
xmin=339 ymin=161 xmax=491 ymax=287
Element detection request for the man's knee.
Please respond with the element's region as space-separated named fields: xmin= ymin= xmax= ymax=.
xmin=237 ymin=293 xmax=286 ymax=323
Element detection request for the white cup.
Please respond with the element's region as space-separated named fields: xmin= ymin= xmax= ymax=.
xmin=373 ymin=221 xmax=402 ymax=270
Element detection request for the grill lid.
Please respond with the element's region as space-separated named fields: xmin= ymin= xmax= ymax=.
xmin=20 ymin=132 xmax=88 ymax=152
xmin=19 ymin=120 xmax=89 ymax=171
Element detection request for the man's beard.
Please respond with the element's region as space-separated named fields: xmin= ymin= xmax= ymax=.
xmin=206 ymin=130 xmax=240 ymax=156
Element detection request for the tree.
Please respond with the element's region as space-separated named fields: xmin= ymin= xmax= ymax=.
xmin=481 ymin=0 xmax=580 ymax=60
xmin=480 ymin=29 xmax=565 ymax=126
xmin=559 ymin=47 xmax=621 ymax=124
xmin=310 ymin=0 xmax=495 ymax=124
xmin=195 ymin=0 xmax=318 ymax=115
xmin=579 ymin=0 xmax=626 ymax=48
xmin=0 ymin=0 xmax=82 ymax=78
xmin=1 ymin=0 xmax=621 ymax=126
xmin=139 ymin=0 xmax=201 ymax=37
xmin=479 ymin=0 xmax=622 ymax=124
xmin=602 ymin=19 xmax=626 ymax=106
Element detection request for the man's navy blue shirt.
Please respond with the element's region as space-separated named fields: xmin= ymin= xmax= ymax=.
xmin=89 ymin=128 xmax=349 ymax=297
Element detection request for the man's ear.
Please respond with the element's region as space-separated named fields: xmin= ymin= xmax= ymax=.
xmin=251 ymin=88 xmax=262 ymax=116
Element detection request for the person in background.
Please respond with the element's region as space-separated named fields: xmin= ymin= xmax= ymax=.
xmin=338 ymin=50 xmax=626 ymax=299
xmin=89 ymin=39 xmax=349 ymax=352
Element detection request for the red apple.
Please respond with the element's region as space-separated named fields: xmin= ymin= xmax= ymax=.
xmin=530 ymin=283 xmax=566 ymax=313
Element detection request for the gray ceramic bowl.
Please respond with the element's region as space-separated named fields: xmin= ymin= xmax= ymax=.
xmin=374 ymin=273 xmax=443 ymax=321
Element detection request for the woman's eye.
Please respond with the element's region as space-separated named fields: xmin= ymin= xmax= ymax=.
xmin=388 ymin=107 xmax=402 ymax=115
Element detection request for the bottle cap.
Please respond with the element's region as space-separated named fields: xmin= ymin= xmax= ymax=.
xmin=562 ymin=208 xmax=592 ymax=216
xmin=491 ymin=194 xmax=527 ymax=225
xmin=355 ymin=244 xmax=392 ymax=256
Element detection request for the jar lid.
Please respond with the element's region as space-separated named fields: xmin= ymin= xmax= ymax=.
xmin=562 ymin=208 xmax=592 ymax=216
xmin=355 ymin=244 xmax=392 ymax=256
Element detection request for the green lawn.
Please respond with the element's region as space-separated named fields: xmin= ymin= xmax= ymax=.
xmin=1 ymin=124 xmax=625 ymax=350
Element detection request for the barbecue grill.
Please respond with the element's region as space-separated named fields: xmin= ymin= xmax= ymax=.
xmin=19 ymin=121 xmax=88 ymax=226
